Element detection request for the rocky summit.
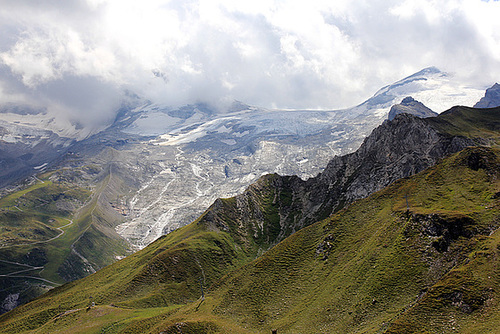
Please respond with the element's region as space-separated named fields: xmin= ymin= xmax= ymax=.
xmin=474 ymin=83 xmax=500 ymax=108
xmin=387 ymin=96 xmax=437 ymax=120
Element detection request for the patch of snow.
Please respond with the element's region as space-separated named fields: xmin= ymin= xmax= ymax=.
xmin=125 ymin=112 xmax=179 ymax=136
xmin=373 ymin=108 xmax=389 ymax=117
xmin=33 ymin=163 xmax=48 ymax=170
xmin=220 ymin=139 xmax=237 ymax=145
xmin=216 ymin=125 xmax=231 ymax=133
xmin=331 ymin=131 xmax=345 ymax=137
xmin=191 ymin=163 xmax=203 ymax=178
xmin=233 ymin=130 xmax=250 ymax=137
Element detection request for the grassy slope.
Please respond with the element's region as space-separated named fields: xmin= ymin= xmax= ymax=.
xmin=0 ymin=212 xmax=253 ymax=333
xmin=56 ymin=164 xmax=132 ymax=281
xmin=186 ymin=146 xmax=500 ymax=333
xmin=0 ymin=163 xmax=132 ymax=311
xmin=2 ymin=106 xmax=500 ymax=331
xmin=0 ymin=172 xmax=291 ymax=332
xmin=0 ymin=172 xmax=91 ymax=281
xmin=428 ymin=106 xmax=500 ymax=144
xmin=2 ymin=147 xmax=500 ymax=333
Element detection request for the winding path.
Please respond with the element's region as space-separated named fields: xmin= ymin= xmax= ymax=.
xmin=0 ymin=219 xmax=74 ymax=250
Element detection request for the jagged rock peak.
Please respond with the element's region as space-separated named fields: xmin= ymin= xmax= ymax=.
xmin=474 ymin=83 xmax=500 ymax=108
xmin=388 ymin=96 xmax=438 ymax=121
xmin=197 ymin=107 xmax=492 ymax=251
xmin=401 ymin=96 xmax=416 ymax=104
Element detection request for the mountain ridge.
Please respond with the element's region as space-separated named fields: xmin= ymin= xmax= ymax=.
xmin=0 ymin=70 xmax=495 ymax=315
xmin=196 ymin=107 xmax=492 ymax=250
xmin=2 ymin=106 xmax=500 ymax=333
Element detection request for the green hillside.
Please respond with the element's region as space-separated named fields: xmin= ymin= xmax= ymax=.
xmin=205 ymin=146 xmax=500 ymax=333
xmin=2 ymin=106 xmax=500 ymax=332
xmin=0 ymin=162 xmax=132 ymax=312
xmin=1 ymin=146 xmax=500 ymax=333
xmin=429 ymin=106 xmax=500 ymax=144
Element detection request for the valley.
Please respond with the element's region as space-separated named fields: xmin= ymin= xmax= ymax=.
xmin=1 ymin=106 xmax=500 ymax=333
xmin=0 ymin=67 xmax=497 ymax=323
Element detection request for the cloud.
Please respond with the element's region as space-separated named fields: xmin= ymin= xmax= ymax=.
xmin=0 ymin=0 xmax=499 ymax=130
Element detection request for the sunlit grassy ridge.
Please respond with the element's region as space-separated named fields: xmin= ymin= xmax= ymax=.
xmin=428 ymin=106 xmax=500 ymax=145
xmin=2 ymin=107 xmax=500 ymax=332
xmin=1 ymin=146 xmax=500 ymax=333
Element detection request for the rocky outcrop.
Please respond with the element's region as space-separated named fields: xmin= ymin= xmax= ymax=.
xmin=474 ymin=83 xmax=500 ymax=108
xmin=388 ymin=96 xmax=437 ymax=121
xmin=300 ymin=112 xmax=476 ymax=225
xmin=199 ymin=107 xmax=495 ymax=250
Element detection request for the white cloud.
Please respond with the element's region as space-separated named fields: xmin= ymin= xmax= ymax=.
xmin=0 ymin=0 xmax=499 ymax=130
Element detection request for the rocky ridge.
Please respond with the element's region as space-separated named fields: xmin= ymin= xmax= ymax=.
xmin=198 ymin=107 xmax=495 ymax=250
xmin=474 ymin=83 xmax=500 ymax=108
xmin=388 ymin=96 xmax=437 ymax=120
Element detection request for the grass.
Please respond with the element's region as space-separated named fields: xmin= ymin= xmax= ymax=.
xmin=429 ymin=106 xmax=500 ymax=146
xmin=190 ymin=147 xmax=500 ymax=333
xmin=0 ymin=164 xmax=132 ymax=310
xmin=3 ymin=106 xmax=500 ymax=332
xmin=0 ymin=179 xmax=52 ymax=208
xmin=2 ymin=147 xmax=500 ymax=333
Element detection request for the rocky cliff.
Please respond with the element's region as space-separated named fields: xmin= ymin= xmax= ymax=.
xmin=474 ymin=83 xmax=500 ymax=108
xmin=387 ymin=96 xmax=437 ymax=120
xmin=198 ymin=106 xmax=497 ymax=251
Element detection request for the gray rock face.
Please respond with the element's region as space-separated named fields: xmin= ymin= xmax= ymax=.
xmin=0 ymin=293 xmax=19 ymax=314
xmin=388 ymin=96 xmax=437 ymax=121
xmin=200 ymin=108 xmax=486 ymax=249
xmin=474 ymin=83 xmax=500 ymax=108
xmin=311 ymin=113 xmax=474 ymax=217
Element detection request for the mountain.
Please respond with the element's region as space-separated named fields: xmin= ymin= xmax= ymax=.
xmin=0 ymin=68 xmax=486 ymax=250
xmin=0 ymin=103 xmax=105 ymax=188
xmin=474 ymin=83 xmax=500 ymax=108
xmin=351 ymin=67 xmax=484 ymax=114
xmin=188 ymin=106 xmax=497 ymax=249
xmin=0 ymin=68 xmax=492 ymax=313
xmin=1 ymin=106 xmax=499 ymax=333
xmin=100 ymin=67 xmax=487 ymax=249
xmin=207 ymin=145 xmax=500 ymax=334
xmin=388 ymin=96 xmax=437 ymax=120
xmin=0 ymin=121 xmax=73 ymax=188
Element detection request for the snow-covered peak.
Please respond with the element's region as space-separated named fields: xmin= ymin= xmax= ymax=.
xmin=119 ymin=67 xmax=490 ymax=143
xmin=347 ymin=67 xmax=485 ymax=119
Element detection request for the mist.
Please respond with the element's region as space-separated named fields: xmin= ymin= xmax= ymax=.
xmin=0 ymin=0 xmax=499 ymax=130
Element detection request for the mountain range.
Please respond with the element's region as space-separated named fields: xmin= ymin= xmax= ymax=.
xmin=0 ymin=67 xmax=499 ymax=321
xmin=1 ymin=105 xmax=500 ymax=333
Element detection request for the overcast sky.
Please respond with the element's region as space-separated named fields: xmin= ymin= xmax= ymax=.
xmin=0 ymin=0 xmax=499 ymax=127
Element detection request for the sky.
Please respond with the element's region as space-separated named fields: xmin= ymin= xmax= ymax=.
xmin=0 ymin=0 xmax=499 ymax=129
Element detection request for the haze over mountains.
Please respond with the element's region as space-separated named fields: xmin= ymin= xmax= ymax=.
xmin=0 ymin=67 xmax=497 ymax=316
xmin=2 ymin=103 xmax=500 ymax=333
xmin=0 ymin=67 xmax=487 ymax=247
